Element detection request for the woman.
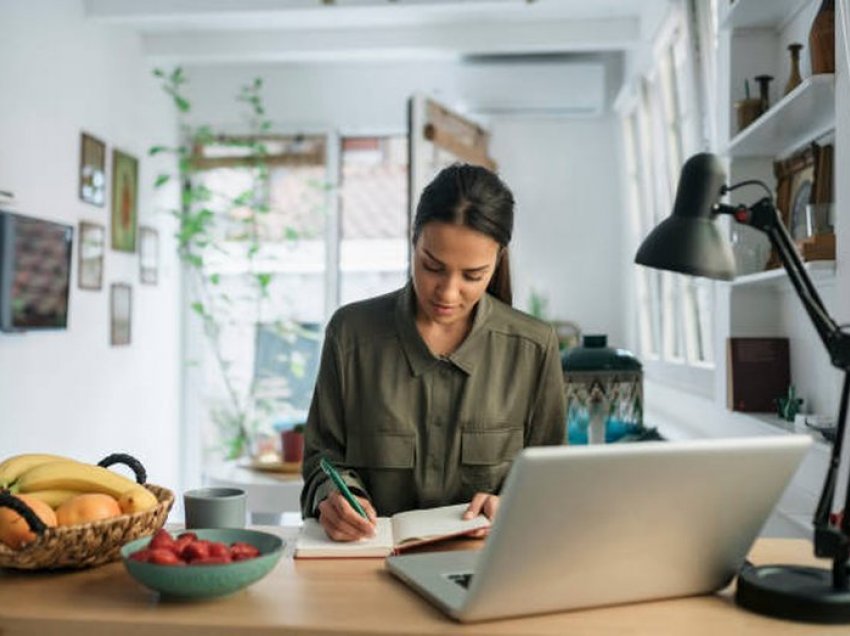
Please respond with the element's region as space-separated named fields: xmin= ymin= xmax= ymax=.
xmin=301 ymin=163 xmax=566 ymax=541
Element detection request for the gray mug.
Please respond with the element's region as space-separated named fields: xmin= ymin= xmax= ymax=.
xmin=183 ymin=487 xmax=247 ymax=529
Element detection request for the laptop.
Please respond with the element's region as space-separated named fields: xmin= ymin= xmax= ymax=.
xmin=386 ymin=435 xmax=811 ymax=622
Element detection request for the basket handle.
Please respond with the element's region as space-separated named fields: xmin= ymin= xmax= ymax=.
xmin=97 ymin=453 xmax=147 ymax=485
xmin=0 ymin=491 xmax=48 ymax=535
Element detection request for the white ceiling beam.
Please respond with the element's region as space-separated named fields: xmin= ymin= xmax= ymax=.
xmin=141 ymin=18 xmax=640 ymax=64
xmin=85 ymin=0 xmax=643 ymax=31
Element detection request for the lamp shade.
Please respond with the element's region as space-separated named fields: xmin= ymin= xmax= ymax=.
xmin=634 ymin=153 xmax=736 ymax=281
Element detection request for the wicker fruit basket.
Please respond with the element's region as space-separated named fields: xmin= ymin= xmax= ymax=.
xmin=0 ymin=455 xmax=174 ymax=570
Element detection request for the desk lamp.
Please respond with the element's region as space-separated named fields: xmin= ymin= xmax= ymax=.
xmin=635 ymin=153 xmax=850 ymax=623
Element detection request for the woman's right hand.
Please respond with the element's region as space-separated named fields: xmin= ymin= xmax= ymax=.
xmin=317 ymin=490 xmax=378 ymax=541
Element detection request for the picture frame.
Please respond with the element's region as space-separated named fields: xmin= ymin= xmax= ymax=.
xmin=111 ymin=149 xmax=138 ymax=252
xmin=773 ymin=142 xmax=834 ymax=262
xmin=110 ymin=283 xmax=132 ymax=346
xmin=79 ymin=132 xmax=106 ymax=207
xmin=77 ymin=221 xmax=105 ymax=291
xmin=772 ymin=144 xmax=816 ymax=267
xmin=139 ymin=226 xmax=159 ymax=285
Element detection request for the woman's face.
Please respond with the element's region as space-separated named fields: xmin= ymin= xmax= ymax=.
xmin=412 ymin=221 xmax=500 ymax=327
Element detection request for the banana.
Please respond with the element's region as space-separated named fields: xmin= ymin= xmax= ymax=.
xmin=23 ymin=489 xmax=86 ymax=509
xmin=0 ymin=453 xmax=73 ymax=488
xmin=14 ymin=460 xmax=140 ymax=499
xmin=118 ymin=486 xmax=159 ymax=514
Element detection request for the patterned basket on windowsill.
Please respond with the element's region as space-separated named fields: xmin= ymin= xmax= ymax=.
xmin=0 ymin=455 xmax=174 ymax=570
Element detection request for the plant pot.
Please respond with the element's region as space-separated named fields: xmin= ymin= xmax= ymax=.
xmin=734 ymin=98 xmax=762 ymax=133
xmin=281 ymin=430 xmax=304 ymax=463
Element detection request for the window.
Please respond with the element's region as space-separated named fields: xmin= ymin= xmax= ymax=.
xmin=619 ymin=5 xmax=716 ymax=393
xmin=339 ymin=136 xmax=409 ymax=305
xmin=187 ymin=133 xmax=409 ymax=458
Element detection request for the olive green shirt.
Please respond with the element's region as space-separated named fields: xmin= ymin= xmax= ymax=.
xmin=301 ymin=282 xmax=566 ymax=518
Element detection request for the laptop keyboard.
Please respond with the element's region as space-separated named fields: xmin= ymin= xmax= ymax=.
xmin=446 ymin=572 xmax=474 ymax=589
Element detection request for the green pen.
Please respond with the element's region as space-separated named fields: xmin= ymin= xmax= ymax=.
xmin=320 ymin=457 xmax=368 ymax=519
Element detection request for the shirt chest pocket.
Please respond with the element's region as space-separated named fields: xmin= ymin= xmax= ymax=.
xmin=346 ymin=432 xmax=416 ymax=470
xmin=460 ymin=426 xmax=523 ymax=494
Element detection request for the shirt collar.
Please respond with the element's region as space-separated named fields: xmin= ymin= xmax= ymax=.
xmin=395 ymin=281 xmax=493 ymax=377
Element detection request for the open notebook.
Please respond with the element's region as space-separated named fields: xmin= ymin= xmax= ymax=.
xmin=295 ymin=504 xmax=490 ymax=558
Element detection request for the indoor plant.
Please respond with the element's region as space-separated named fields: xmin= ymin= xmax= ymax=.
xmin=151 ymin=68 xmax=304 ymax=459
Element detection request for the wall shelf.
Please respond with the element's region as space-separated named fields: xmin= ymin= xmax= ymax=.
xmin=725 ymin=74 xmax=835 ymax=158
xmin=729 ymin=260 xmax=835 ymax=290
xmin=720 ymin=0 xmax=810 ymax=30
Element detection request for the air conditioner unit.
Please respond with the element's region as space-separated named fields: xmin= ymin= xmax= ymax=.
xmin=453 ymin=61 xmax=606 ymax=117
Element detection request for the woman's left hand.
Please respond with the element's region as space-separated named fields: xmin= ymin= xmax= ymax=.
xmin=463 ymin=492 xmax=500 ymax=538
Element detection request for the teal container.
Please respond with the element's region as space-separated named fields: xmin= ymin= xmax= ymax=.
xmin=562 ymin=335 xmax=643 ymax=444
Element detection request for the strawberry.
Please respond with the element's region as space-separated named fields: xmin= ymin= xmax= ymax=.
xmin=208 ymin=541 xmax=231 ymax=558
xmin=129 ymin=548 xmax=153 ymax=563
xmin=148 ymin=547 xmax=184 ymax=566
xmin=181 ymin=540 xmax=211 ymax=562
xmin=148 ymin=529 xmax=177 ymax=552
xmin=230 ymin=541 xmax=260 ymax=561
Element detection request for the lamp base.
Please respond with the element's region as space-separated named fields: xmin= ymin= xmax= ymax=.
xmin=736 ymin=562 xmax=850 ymax=623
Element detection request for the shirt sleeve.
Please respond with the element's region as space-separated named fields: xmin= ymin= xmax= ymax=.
xmin=300 ymin=325 xmax=371 ymax=518
xmin=524 ymin=326 xmax=567 ymax=447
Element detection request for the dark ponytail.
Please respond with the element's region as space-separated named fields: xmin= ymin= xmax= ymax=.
xmin=413 ymin=163 xmax=515 ymax=305
xmin=487 ymin=248 xmax=512 ymax=306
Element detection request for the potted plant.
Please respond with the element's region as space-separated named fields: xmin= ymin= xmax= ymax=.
xmin=281 ymin=423 xmax=305 ymax=464
xmin=152 ymin=68 xmax=320 ymax=460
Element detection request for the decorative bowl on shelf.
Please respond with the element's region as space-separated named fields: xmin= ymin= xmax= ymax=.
xmin=120 ymin=528 xmax=284 ymax=599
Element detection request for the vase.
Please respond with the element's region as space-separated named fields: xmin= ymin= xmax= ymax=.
xmin=561 ymin=335 xmax=643 ymax=445
xmin=754 ymin=75 xmax=773 ymax=114
xmin=784 ymin=43 xmax=804 ymax=96
xmin=809 ymin=0 xmax=835 ymax=74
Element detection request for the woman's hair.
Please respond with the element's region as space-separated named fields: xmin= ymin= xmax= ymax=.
xmin=412 ymin=163 xmax=515 ymax=305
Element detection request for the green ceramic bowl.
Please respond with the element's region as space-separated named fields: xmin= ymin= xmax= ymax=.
xmin=120 ymin=528 xmax=284 ymax=599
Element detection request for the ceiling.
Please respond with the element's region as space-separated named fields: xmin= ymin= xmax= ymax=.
xmin=83 ymin=0 xmax=668 ymax=65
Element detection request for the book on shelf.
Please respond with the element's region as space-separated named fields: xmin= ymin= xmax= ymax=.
xmin=294 ymin=503 xmax=490 ymax=558
xmin=726 ymin=337 xmax=790 ymax=413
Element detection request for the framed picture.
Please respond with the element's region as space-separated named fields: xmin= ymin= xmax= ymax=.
xmin=110 ymin=283 xmax=132 ymax=346
xmin=79 ymin=132 xmax=106 ymax=207
xmin=111 ymin=149 xmax=138 ymax=252
xmin=776 ymin=146 xmax=816 ymax=242
xmin=139 ymin=226 xmax=159 ymax=285
xmin=78 ymin=221 xmax=105 ymax=290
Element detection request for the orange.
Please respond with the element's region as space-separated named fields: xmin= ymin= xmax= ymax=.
xmin=0 ymin=493 xmax=58 ymax=549
xmin=56 ymin=493 xmax=121 ymax=527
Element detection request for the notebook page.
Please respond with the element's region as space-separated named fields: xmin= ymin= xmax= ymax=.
xmin=295 ymin=517 xmax=394 ymax=558
xmin=391 ymin=504 xmax=490 ymax=546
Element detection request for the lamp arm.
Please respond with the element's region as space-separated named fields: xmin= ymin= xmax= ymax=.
xmin=717 ymin=196 xmax=850 ymax=574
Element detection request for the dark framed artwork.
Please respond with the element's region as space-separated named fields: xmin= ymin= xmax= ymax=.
xmin=79 ymin=132 xmax=106 ymax=207
xmin=78 ymin=221 xmax=105 ymax=290
xmin=110 ymin=283 xmax=132 ymax=346
xmin=772 ymin=144 xmax=817 ymax=266
xmin=111 ymin=149 xmax=138 ymax=252
xmin=139 ymin=226 xmax=159 ymax=285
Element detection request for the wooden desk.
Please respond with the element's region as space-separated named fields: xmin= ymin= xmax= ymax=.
xmin=0 ymin=534 xmax=846 ymax=635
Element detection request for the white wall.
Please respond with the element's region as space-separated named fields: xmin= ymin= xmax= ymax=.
xmin=0 ymin=1 xmax=182 ymax=494
xmin=492 ymin=116 xmax=624 ymax=344
xmin=181 ymin=59 xmax=626 ymax=345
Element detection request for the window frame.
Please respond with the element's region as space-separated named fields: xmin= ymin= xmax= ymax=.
xmin=616 ymin=5 xmax=717 ymax=398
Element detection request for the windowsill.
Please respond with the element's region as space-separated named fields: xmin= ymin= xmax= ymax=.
xmin=643 ymin=359 xmax=714 ymax=400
